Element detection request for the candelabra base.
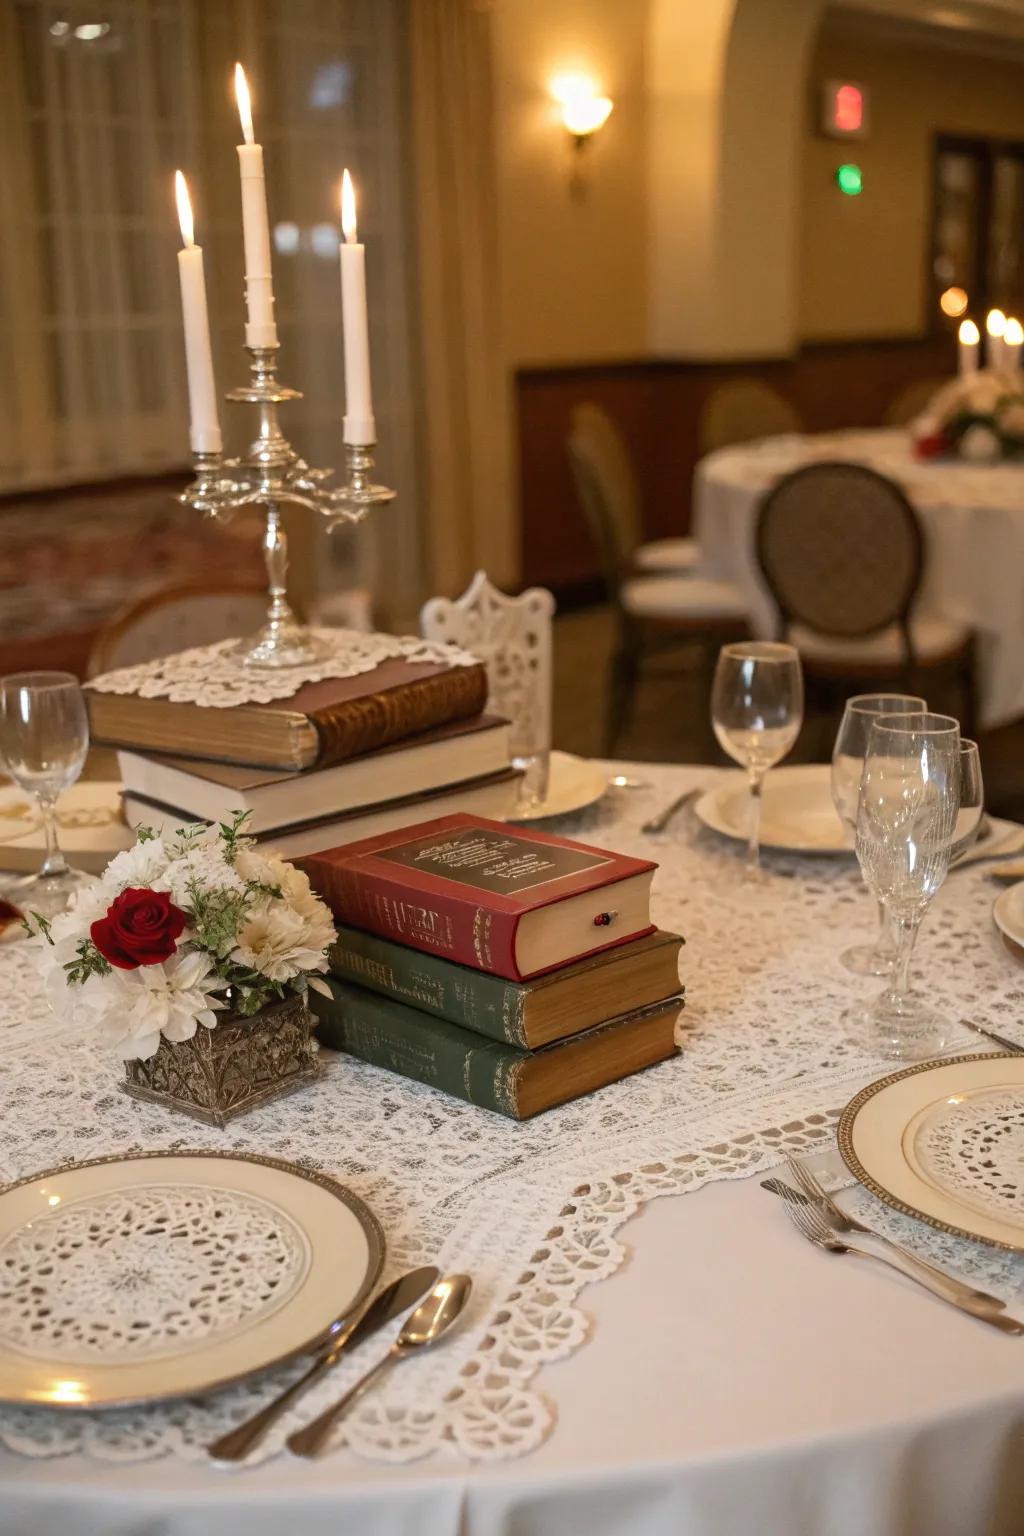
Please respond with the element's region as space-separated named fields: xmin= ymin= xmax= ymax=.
xmin=235 ymin=611 xmax=328 ymax=670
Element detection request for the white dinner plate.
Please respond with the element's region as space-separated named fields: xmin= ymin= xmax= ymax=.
xmin=838 ymin=1055 xmax=1024 ymax=1252
xmin=695 ymin=765 xmax=848 ymax=854
xmin=0 ymin=1151 xmax=384 ymax=1409
xmin=0 ymin=782 xmax=133 ymax=874
xmin=992 ymin=881 xmax=1024 ymax=951
xmin=506 ymin=750 xmax=608 ymax=822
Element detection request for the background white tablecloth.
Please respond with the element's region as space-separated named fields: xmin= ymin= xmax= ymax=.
xmin=2 ymin=762 xmax=1023 ymax=1533
xmin=695 ymin=428 xmax=1024 ymax=728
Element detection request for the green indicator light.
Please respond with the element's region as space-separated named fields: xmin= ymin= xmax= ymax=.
xmin=836 ymin=163 xmax=862 ymax=196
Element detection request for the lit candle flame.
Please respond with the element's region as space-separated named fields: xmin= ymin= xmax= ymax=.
xmin=959 ymin=318 xmax=980 ymax=345
xmin=341 ymin=169 xmax=357 ymax=243
xmin=174 ymin=170 xmax=195 ymax=248
xmin=235 ymin=62 xmax=255 ymax=146
xmin=986 ymin=307 xmax=1007 ymax=339
xmin=1006 ymin=317 xmax=1023 ymax=346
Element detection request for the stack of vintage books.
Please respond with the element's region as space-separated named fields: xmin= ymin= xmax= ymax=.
xmin=300 ymin=812 xmax=685 ymax=1119
xmin=85 ymin=651 xmax=521 ymax=856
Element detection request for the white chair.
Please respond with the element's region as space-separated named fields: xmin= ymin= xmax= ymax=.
xmin=568 ymin=415 xmax=748 ymax=753
xmin=421 ymin=571 xmax=555 ymax=800
xmin=87 ymin=581 xmax=271 ymax=677
xmin=569 ymin=403 xmax=700 ymax=575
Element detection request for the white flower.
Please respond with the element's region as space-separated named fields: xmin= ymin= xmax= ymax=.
xmin=91 ymin=950 xmax=229 ymax=1060
xmin=959 ymin=423 xmax=1001 ymax=463
xmin=157 ymin=844 xmax=245 ymax=909
xmin=231 ymin=900 xmax=334 ymax=983
xmin=101 ymin=837 xmax=169 ymax=895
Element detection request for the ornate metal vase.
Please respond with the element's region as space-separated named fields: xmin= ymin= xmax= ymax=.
xmin=123 ymin=993 xmax=321 ymax=1127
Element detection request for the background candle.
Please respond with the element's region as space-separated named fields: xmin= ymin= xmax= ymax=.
xmin=174 ymin=171 xmax=222 ymax=454
xmin=1004 ymin=317 xmax=1023 ymax=372
xmin=234 ymin=63 xmax=278 ymax=349
xmin=339 ymin=169 xmax=375 ymax=445
xmin=985 ymin=307 xmax=1006 ymax=371
xmin=958 ymin=317 xmax=980 ymax=377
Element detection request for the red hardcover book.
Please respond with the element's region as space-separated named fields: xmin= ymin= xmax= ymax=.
xmin=297 ymin=813 xmax=657 ymax=981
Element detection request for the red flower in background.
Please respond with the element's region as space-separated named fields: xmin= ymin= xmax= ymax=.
xmin=91 ymin=888 xmax=187 ymax=970
xmin=914 ymin=432 xmax=948 ymax=461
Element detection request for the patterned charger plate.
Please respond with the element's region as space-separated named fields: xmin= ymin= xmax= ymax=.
xmin=838 ymin=1054 xmax=1024 ymax=1252
xmin=0 ymin=1151 xmax=384 ymax=1408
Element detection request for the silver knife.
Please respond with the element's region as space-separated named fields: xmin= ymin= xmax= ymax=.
xmin=641 ymin=786 xmax=702 ymax=836
xmin=207 ymin=1265 xmax=439 ymax=1462
xmin=959 ymin=1017 xmax=1024 ymax=1054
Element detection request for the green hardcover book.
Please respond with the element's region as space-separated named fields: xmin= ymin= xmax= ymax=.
xmin=328 ymin=926 xmax=684 ymax=1050
xmin=313 ymin=978 xmax=684 ymax=1120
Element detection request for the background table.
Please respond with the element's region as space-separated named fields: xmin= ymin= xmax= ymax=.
xmin=2 ymin=762 xmax=1023 ymax=1535
xmin=695 ymin=428 xmax=1024 ymax=729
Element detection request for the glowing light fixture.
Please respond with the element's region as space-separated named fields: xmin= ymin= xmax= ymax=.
xmin=74 ymin=21 xmax=109 ymax=40
xmin=821 ymin=79 xmax=869 ymax=139
xmin=550 ymin=72 xmax=614 ymax=145
xmin=939 ymin=285 xmax=969 ymax=318
xmin=835 ymin=163 xmax=862 ymax=196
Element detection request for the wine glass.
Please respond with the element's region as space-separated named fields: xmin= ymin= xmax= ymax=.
xmin=0 ymin=672 xmax=91 ymax=917
xmin=950 ymin=738 xmax=984 ymax=863
xmin=831 ymin=692 xmax=927 ymax=975
xmin=711 ymin=642 xmax=804 ymax=873
xmin=848 ymin=711 xmax=961 ymax=1060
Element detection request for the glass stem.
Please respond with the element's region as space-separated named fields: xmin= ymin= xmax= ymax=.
xmin=886 ymin=913 xmax=920 ymax=1010
xmin=746 ymin=768 xmax=764 ymax=870
xmin=37 ymin=796 xmax=67 ymax=880
xmin=875 ymin=901 xmax=898 ymax=960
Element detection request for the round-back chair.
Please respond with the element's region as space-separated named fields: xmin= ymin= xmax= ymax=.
xmin=699 ymin=380 xmax=802 ymax=455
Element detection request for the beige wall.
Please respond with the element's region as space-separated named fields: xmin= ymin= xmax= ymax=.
xmin=491 ymin=0 xmax=649 ymax=367
xmin=799 ymin=21 xmax=1024 ymax=340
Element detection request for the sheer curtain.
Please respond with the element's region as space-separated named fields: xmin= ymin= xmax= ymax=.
xmin=409 ymin=0 xmax=515 ymax=597
xmin=0 ymin=0 xmax=421 ymax=615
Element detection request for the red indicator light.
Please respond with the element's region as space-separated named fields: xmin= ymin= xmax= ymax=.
xmin=834 ymin=84 xmax=863 ymax=133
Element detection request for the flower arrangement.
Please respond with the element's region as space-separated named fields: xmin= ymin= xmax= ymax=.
xmin=34 ymin=814 xmax=335 ymax=1061
xmin=913 ymin=370 xmax=1024 ymax=463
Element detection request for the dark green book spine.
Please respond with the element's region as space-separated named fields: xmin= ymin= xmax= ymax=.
xmin=328 ymin=926 xmax=529 ymax=1048
xmin=312 ymin=977 xmax=526 ymax=1118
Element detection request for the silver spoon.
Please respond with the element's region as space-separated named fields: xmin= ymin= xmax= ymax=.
xmin=286 ymin=1273 xmax=473 ymax=1458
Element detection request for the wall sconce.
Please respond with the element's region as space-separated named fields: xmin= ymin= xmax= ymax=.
xmin=549 ymin=73 xmax=613 ymax=197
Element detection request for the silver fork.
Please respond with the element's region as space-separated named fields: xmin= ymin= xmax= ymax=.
xmin=783 ymin=1155 xmax=1008 ymax=1312
xmin=641 ymin=786 xmax=703 ymax=836
xmin=772 ymin=1181 xmax=1024 ymax=1334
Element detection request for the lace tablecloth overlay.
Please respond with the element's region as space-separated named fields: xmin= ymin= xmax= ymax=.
xmin=87 ymin=628 xmax=481 ymax=707
xmin=1 ymin=763 xmax=1022 ymax=1466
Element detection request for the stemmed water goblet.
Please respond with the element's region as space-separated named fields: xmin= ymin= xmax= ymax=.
xmin=950 ymin=739 xmax=984 ymax=863
xmin=831 ymin=692 xmax=927 ymax=975
xmin=846 ymin=710 xmax=961 ymax=1060
xmin=711 ymin=642 xmax=804 ymax=874
xmin=0 ymin=672 xmax=91 ymax=917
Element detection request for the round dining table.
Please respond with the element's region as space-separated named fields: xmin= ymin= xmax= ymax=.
xmin=694 ymin=428 xmax=1024 ymax=730
xmin=1 ymin=763 xmax=1023 ymax=1536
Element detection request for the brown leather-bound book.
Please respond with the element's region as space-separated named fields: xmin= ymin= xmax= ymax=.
xmin=86 ymin=657 xmax=489 ymax=772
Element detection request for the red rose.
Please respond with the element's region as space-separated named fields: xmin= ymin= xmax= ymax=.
xmin=914 ymin=432 xmax=947 ymax=461
xmin=91 ymin=887 xmax=187 ymax=970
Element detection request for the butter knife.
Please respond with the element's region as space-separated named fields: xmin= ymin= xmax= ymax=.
xmin=207 ymin=1265 xmax=439 ymax=1462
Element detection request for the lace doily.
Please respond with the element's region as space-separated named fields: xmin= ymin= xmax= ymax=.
xmin=87 ymin=629 xmax=481 ymax=708
xmin=0 ymin=1183 xmax=309 ymax=1362
xmin=1 ymin=763 xmax=1021 ymax=1467
xmin=912 ymin=1089 xmax=1024 ymax=1220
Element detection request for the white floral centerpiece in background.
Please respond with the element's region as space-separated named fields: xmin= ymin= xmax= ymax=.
xmin=912 ymin=370 xmax=1024 ymax=463
xmin=33 ymin=814 xmax=334 ymax=1123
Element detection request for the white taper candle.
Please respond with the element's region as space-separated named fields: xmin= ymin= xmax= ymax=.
xmin=958 ymin=318 xmax=980 ymax=378
xmin=235 ymin=64 xmax=278 ymax=349
xmin=986 ymin=308 xmax=1006 ymax=372
xmin=339 ymin=169 xmax=375 ymax=445
xmin=174 ymin=171 xmax=222 ymax=454
xmin=1004 ymin=317 xmax=1022 ymax=373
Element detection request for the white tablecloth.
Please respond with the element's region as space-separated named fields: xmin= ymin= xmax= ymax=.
xmin=2 ymin=763 xmax=1023 ymax=1533
xmin=694 ymin=428 xmax=1024 ymax=728
xmin=2 ymin=1174 xmax=1022 ymax=1536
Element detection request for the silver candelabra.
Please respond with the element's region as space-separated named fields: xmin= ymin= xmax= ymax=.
xmin=181 ymin=345 xmax=395 ymax=668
